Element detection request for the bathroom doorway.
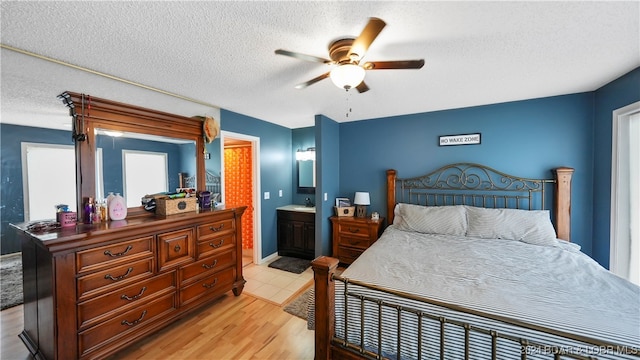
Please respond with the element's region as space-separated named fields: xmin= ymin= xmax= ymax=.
xmin=220 ymin=131 xmax=261 ymax=266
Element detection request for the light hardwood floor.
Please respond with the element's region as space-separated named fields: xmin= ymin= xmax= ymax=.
xmin=1 ymin=293 xmax=314 ymax=360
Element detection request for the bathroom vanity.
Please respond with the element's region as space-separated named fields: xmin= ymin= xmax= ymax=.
xmin=276 ymin=205 xmax=315 ymax=260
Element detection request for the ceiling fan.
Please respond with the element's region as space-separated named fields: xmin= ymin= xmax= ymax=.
xmin=275 ymin=17 xmax=424 ymax=93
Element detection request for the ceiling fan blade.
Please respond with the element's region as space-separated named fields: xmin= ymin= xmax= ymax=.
xmin=363 ymin=59 xmax=425 ymax=70
xmin=294 ymin=72 xmax=330 ymax=89
xmin=355 ymin=81 xmax=369 ymax=93
xmin=349 ymin=18 xmax=386 ymax=61
xmin=275 ymin=49 xmax=332 ymax=64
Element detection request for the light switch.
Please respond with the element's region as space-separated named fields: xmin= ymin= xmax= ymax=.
xmin=324 ymin=193 xmax=328 ymax=201
xmin=264 ymin=192 xmax=270 ymax=200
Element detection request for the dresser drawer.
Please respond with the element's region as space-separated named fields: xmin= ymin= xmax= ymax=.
xmin=196 ymin=233 xmax=235 ymax=259
xmin=157 ymin=228 xmax=195 ymax=271
xmin=76 ymin=236 xmax=154 ymax=274
xmin=336 ymin=246 xmax=364 ymax=265
xmin=197 ymin=218 xmax=235 ymax=240
xmin=336 ymin=221 xmax=371 ymax=239
xmin=78 ymin=293 xmax=177 ymax=358
xmin=180 ymin=250 xmax=235 ymax=284
xmin=179 ymin=267 xmax=235 ymax=306
xmin=77 ymin=258 xmax=154 ymax=301
xmin=77 ymin=271 xmax=176 ymax=330
xmin=337 ymin=235 xmax=372 ymax=250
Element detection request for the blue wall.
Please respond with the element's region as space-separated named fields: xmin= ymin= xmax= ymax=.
xmin=339 ymin=93 xmax=596 ymax=255
xmin=0 ymin=125 xmax=200 ymax=254
xmin=316 ymin=115 xmax=340 ymax=257
xmin=0 ymin=125 xmax=73 ymax=254
xmin=2 ymin=67 xmax=638 ymax=265
xmin=592 ymin=67 xmax=640 ymax=267
xmin=204 ymin=137 xmax=222 ymax=178
xmin=220 ymin=109 xmax=293 ymax=259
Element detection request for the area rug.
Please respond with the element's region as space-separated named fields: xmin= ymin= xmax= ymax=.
xmin=283 ymin=287 xmax=312 ymax=320
xmin=1 ymin=252 xmax=23 ymax=310
xmin=268 ymin=256 xmax=311 ymax=274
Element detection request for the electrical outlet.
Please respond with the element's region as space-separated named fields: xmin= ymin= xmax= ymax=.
xmin=264 ymin=192 xmax=270 ymax=200
xmin=278 ymin=190 xmax=283 ymax=197
xmin=324 ymin=193 xmax=328 ymax=201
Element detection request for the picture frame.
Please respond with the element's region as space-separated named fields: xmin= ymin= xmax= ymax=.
xmin=335 ymin=197 xmax=351 ymax=207
xmin=439 ymin=133 xmax=481 ymax=146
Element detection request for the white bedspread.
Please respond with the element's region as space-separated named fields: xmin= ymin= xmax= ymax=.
xmin=338 ymin=226 xmax=640 ymax=359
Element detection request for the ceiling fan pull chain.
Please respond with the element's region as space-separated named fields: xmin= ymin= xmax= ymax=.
xmin=345 ymin=89 xmax=353 ymax=119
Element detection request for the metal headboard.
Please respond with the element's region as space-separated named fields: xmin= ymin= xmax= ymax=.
xmin=184 ymin=170 xmax=221 ymax=194
xmin=387 ymin=163 xmax=575 ymax=241
xmin=397 ymin=162 xmax=553 ymax=210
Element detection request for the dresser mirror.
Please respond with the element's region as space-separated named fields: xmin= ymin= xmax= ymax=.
xmin=60 ymin=92 xmax=205 ymax=220
xmin=95 ymin=129 xmax=197 ymax=207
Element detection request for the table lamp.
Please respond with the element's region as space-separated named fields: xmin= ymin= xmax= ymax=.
xmin=354 ymin=192 xmax=370 ymax=218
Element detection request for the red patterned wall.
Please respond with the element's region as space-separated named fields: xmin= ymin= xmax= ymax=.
xmin=224 ymin=146 xmax=253 ymax=250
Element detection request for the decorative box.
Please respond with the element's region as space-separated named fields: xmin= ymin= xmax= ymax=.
xmin=156 ymin=197 xmax=197 ymax=216
xmin=56 ymin=212 xmax=77 ymax=227
xmin=334 ymin=206 xmax=355 ymax=217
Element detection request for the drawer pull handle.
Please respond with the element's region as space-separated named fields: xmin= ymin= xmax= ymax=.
xmin=104 ymin=245 xmax=133 ymax=257
xmin=105 ymin=267 xmax=133 ymax=281
xmin=202 ymin=278 xmax=218 ymax=289
xmin=121 ymin=286 xmax=147 ymax=301
xmin=348 ymin=239 xmax=360 ymax=245
xmin=174 ymin=244 xmax=181 ymax=252
xmin=209 ymin=239 xmax=224 ymax=248
xmin=202 ymin=259 xmax=218 ymax=269
xmin=121 ymin=310 xmax=147 ymax=327
xmin=348 ymin=227 xmax=360 ymax=233
xmin=209 ymin=224 xmax=224 ymax=232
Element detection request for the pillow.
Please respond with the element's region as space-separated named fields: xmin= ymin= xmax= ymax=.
xmin=465 ymin=206 xmax=558 ymax=247
xmin=393 ymin=203 xmax=467 ymax=236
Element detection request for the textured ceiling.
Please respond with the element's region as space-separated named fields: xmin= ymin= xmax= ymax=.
xmin=1 ymin=1 xmax=638 ymax=130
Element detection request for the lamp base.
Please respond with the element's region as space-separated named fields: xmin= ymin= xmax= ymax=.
xmin=355 ymin=205 xmax=367 ymax=218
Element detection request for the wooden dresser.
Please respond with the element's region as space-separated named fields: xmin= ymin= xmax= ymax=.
xmin=330 ymin=216 xmax=384 ymax=265
xmin=12 ymin=206 xmax=246 ymax=360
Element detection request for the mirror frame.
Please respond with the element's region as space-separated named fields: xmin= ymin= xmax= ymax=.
xmin=60 ymin=91 xmax=205 ymax=220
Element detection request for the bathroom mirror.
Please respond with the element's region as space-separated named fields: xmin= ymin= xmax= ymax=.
xmin=297 ymin=159 xmax=315 ymax=194
xmin=60 ymin=91 xmax=205 ymax=220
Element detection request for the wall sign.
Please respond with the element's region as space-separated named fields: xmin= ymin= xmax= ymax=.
xmin=439 ymin=133 xmax=481 ymax=146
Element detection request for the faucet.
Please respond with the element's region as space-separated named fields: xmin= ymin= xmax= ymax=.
xmin=305 ymin=197 xmax=314 ymax=207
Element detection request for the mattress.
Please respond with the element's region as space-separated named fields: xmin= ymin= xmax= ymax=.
xmin=334 ymin=226 xmax=640 ymax=359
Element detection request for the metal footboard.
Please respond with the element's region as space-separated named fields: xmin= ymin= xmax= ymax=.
xmin=330 ymin=274 xmax=638 ymax=360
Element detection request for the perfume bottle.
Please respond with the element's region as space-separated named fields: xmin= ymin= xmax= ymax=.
xmin=83 ymin=197 xmax=95 ymax=224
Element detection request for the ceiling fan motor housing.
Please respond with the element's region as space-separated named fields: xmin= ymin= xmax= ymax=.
xmin=329 ymin=38 xmax=357 ymax=63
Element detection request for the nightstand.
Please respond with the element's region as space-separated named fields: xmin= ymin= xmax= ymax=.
xmin=330 ymin=216 xmax=385 ymax=265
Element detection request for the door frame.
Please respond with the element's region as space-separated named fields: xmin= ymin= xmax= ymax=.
xmin=610 ymin=100 xmax=640 ymax=278
xmin=220 ymin=130 xmax=263 ymax=264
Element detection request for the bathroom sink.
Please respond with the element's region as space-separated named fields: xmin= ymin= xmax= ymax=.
xmin=293 ymin=207 xmax=315 ymax=211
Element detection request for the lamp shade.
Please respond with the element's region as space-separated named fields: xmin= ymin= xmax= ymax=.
xmin=330 ymin=64 xmax=366 ymax=89
xmin=354 ymin=192 xmax=370 ymax=205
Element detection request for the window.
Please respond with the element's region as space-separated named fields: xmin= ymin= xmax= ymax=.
xmin=22 ymin=143 xmax=76 ymax=221
xmin=611 ymin=101 xmax=640 ymax=285
xmin=123 ymin=150 xmax=168 ymax=207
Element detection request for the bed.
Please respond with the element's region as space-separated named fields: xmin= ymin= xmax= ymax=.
xmin=183 ymin=170 xmax=221 ymax=203
xmin=311 ymin=163 xmax=639 ymax=360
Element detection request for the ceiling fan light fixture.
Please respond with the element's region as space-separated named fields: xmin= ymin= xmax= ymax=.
xmin=330 ymin=64 xmax=365 ymax=90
